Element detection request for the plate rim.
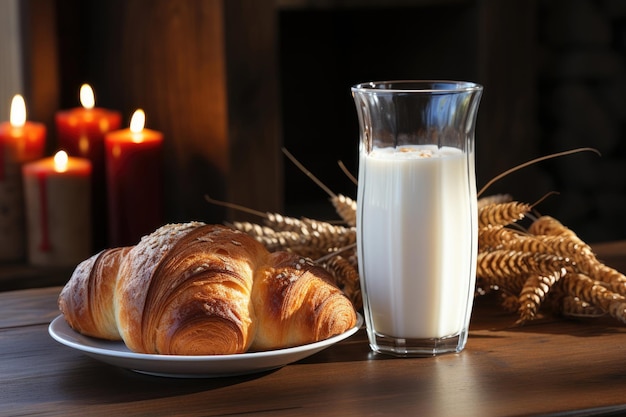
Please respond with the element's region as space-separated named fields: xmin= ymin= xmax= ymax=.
xmin=48 ymin=313 xmax=363 ymax=376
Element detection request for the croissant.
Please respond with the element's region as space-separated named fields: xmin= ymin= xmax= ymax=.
xmin=58 ymin=222 xmax=357 ymax=355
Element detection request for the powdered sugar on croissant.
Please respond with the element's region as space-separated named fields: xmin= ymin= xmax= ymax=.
xmin=58 ymin=223 xmax=357 ymax=355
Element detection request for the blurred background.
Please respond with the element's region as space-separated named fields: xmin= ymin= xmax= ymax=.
xmin=2 ymin=0 xmax=626 ymax=248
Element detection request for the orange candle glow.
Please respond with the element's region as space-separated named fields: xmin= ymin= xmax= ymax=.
xmin=0 ymin=95 xmax=46 ymax=261
xmin=55 ymin=84 xmax=121 ymax=250
xmin=0 ymin=95 xmax=46 ymax=177
xmin=22 ymin=150 xmax=92 ymax=266
xmin=105 ymin=109 xmax=163 ymax=246
xmin=55 ymin=84 xmax=122 ymax=158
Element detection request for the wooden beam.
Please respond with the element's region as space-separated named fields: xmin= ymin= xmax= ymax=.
xmin=55 ymin=0 xmax=282 ymax=224
xmin=19 ymin=0 xmax=60 ymax=155
xmin=223 ymin=0 xmax=283 ymax=219
xmin=476 ymin=0 xmax=539 ymax=196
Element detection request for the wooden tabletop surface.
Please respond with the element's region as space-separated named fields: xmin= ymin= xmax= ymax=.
xmin=2 ymin=241 xmax=626 ymax=417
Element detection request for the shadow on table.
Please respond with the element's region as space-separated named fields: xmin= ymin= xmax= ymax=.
xmin=54 ymin=355 xmax=277 ymax=405
xmin=470 ymin=292 xmax=626 ymax=337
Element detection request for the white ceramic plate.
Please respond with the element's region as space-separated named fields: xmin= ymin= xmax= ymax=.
xmin=48 ymin=314 xmax=362 ymax=378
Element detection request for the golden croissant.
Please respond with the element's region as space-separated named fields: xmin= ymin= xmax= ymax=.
xmin=58 ymin=222 xmax=357 ymax=355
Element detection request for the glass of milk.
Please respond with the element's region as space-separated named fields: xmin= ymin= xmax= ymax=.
xmin=352 ymin=81 xmax=483 ymax=356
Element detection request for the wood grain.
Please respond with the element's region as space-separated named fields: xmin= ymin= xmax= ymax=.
xmin=2 ymin=242 xmax=626 ymax=417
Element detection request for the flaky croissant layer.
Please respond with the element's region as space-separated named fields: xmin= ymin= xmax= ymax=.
xmin=58 ymin=223 xmax=357 ymax=355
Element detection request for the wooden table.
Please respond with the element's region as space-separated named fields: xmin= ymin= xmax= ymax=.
xmin=2 ymin=242 xmax=626 ymax=417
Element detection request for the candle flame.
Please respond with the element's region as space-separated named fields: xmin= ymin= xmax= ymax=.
xmin=80 ymin=84 xmax=95 ymax=109
xmin=129 ymin=109 xmax=145 ymax=143
xmin=54 ymin=150 xmax=69 ymax=173
xmin=10 ymin=94 xmax=26 ymax=127
xmin=130 ymin=109 xmax=145 ymax=132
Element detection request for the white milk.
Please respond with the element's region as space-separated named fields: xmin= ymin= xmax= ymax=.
xmin=357 ymin=145 xmax=476 ymax=339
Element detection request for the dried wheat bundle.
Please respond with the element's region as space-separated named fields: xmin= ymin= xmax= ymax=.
xmin=237 ymin=211 xmax=359 ymax=304
xmin=205 ymin=191 xmax=361 ymax=306
xmin=478 ymin=202 xmax=531 ymax=229
xmin=477 ymin=203 xmax=626 ymax=324
xmin=207 ymin=147 xmax=626 ymax=326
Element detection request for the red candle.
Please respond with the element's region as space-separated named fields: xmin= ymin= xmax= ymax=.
xmin=55 ymin=84 xmax=121 ymax=250
xmin=23 ymin=151 xmax=92 ymax=266
xmin=0 ymin=95 xmax=46 ymax=261
xmin=105 ymin=109 xmax=163 ymax=247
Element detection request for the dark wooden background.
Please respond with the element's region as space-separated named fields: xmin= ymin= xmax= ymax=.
xmin=18 ymin=0 xmax=537 ymax=224
xmin=13 ymin=0 xmax=626 ymax=252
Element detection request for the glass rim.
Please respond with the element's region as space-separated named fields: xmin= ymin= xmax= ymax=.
xmin=351 ymin=80 xmax=483 ymax=94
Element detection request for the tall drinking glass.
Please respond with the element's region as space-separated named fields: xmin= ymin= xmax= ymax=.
xmin=352 ymin=80 xmax=483 ymax=356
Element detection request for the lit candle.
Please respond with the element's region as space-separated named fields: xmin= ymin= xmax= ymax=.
xmin=56 ymin=84 xmax=122 ymax=159
xmin=55 ymin=84 xmax=122 ymax=250
xmin=22 ymin=150 xmax=92 ymax=266
xmin=105 ymin=109 xmax=163 ymax=246
xmin=0 ymin=95 xmax=46 ymax=261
